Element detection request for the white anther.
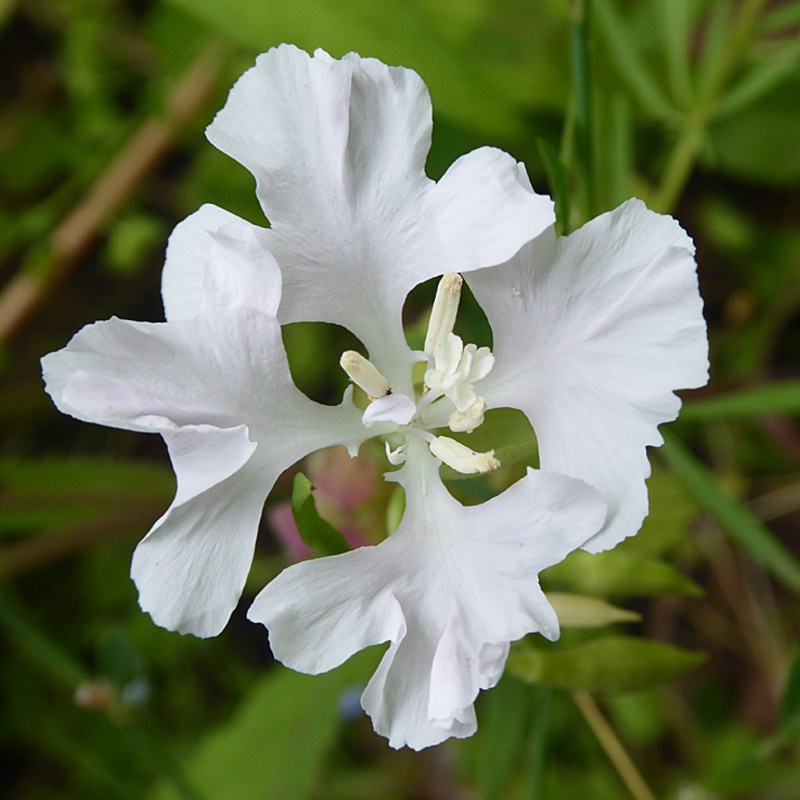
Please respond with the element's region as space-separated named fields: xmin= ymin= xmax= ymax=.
xmin=424 ymin=272 xmax=462 ymax=356
xmin=448 ymin=397 xmax=486 ymax=433
xmin=340 ymin=351 xmax=390 ymax=399
xmin=428 ymin=435 xmax=500 ymax=474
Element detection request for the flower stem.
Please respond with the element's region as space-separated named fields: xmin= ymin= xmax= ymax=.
xmin=572 ymin=690 xmax=657 ymax=800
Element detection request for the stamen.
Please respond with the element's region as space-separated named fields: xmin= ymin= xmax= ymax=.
xmin=429 ymin=435 xmax=500 ymax=474
xmin=340 ymin=351 xmax=390 ymax=399
xmin=424 ymin=272 xmax=462 ymax=356
xmin=448 ymin=397 xmax=486 ymax=433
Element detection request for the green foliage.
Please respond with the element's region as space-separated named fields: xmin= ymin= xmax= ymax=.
xmin=662 ymin=433 xmax=800 ymax=593
xmin=291 ymin=472 xmax=350 ymax=556
xmin=164 ymin=0 xmax=527 ymax=141
xmin=4 ymin=0 xmax=800 ymax=797
xmin=507 ymin=635 xmax=705 ymax=693
xmin=543 ymin=548 xmax=703 ymax=599
xmin=152 ymin=651 xmax=378 ymax=800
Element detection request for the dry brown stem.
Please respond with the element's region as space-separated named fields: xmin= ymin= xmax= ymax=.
xmin=0 ymin=41 xmax=226 ymax=345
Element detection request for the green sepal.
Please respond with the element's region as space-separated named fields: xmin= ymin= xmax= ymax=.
xmin=290 ymin=472 xmax=350 ymax=557
xmin=507 ymin=634 xmax=705 ymax=693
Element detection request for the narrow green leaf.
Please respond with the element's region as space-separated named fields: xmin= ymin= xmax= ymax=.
xmin=507 ymin=635 xmax=705 ymax=693
xmin=0 ymin=593 xmax=87 ymax=689
xmin=681 ymin=380 xmax=800 ymax=419
xmin=657 ymin=0 xmax=694 ymax=106
xmin=695 ymin=0 xmax=735 ymax=100
xmin=714 ymin=38 xmax=800 ymax=120
xmin=570 ymin=0 xmax=596 ymax=218
xmin=152 ymin=651 xmax=378 ymax=800
xmin=470 ymin=675 xmax=535 ymax=800
xmin=522 ymin=688 xmax=552 ymax=798
xmin=536 ymin=137 xmax=570 ymax=235
xmin=606 ymin=93 xmax=634 ymax=209
xmin=661 ymin=434 xmax=800 ymax=593
xmin=780 ymin=639 xmax=800 ymax=730
xmin=543 ymin=549 xmax=703 ymax=599
xmin=291 ymin=472 xmax=349 ymax=556
xmin=592 ymin=0 xmax=675 ymax=119
xmin=0 ymin=457 xmax=174 ymax=499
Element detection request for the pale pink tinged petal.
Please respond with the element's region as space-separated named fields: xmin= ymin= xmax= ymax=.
xmin=253 ymin=439 xmax=605 ymax=749
xmin=430 ymin=148 xmax=554 ymax=272
xmin=467 ymin=198 xmax=709 ymax=552
xmin=131 ymin=425 xmax=265 ymax=637
xmin=161 ymin=204 xmax=265 ymax=322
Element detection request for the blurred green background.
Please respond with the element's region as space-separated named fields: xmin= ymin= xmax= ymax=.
xmin=3 ymin=0 xmax=800 ymax=798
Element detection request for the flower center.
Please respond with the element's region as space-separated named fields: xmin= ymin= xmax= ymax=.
xmin=339 ymin=273 xmax=499 ymax=476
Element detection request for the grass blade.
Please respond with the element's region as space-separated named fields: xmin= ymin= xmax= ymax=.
xmin=660 ymin=433 xmax=800 ymax=593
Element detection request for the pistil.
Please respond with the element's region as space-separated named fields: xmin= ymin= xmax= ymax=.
xmin=424 ymin=272 xmax=462 ymax=356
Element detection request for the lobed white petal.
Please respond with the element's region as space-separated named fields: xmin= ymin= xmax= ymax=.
xmin=206 ymin=45 xmax=553 ymax=390
xmin=42 ymin=240 xmax=369 ymax=637
xmin=249 ymin=439 xmax=606 ymax=750
xmin=467 ymin=198 xmax=709 ymax=552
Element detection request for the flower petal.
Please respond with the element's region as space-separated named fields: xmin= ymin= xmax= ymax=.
xmin=361 ymin=393 xmax=417 ymax=427
xmin=131 ymin=424 xmax=265 ymax=637
xmin=207 ymin=45 xmax=553 ymax=390
xmin=249 ymin=439 xmax=605 ymax=749
xmin=42 ymin=232 xmax=370 ymax=636
xmin=161 ymin=204 xmax=265 ymax=322
xmin=467 ymin=198 xmax=709 ymax=552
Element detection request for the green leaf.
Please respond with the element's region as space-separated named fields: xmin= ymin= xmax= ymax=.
xmin=661 ymin=434 xmax=800 ymax=593
xmin=707 ymin=77 xmax=800 ymax=185
xmin=291 ymin=472 xmax=350 ymax=556
xmin=547 ymin=593 xmax=640 ymax=628
xmin=507 ymin=635 xmax=705 ymax=693
xmin=780 ymin=640 xmax=800 ymax=730
xmin=536 ymin=137 xmax=570 ymax=235
xmin=713 ymin=38 xmax=800 ymax=120
xmin=0 ymin=457 xmax=173 ymax=537
xmin=681 ymin=380 xmax=800 ymax=420
xmin=629 ymin=465 xmax=699 ymax=558
xmin=468 ymin=675 xmax=538 ymax=800
xmin=164 ymin=0 xmax=524 ymax=140
xmin=543 ymin=548 xmax=703 ymax=599
xmin=592 ymin=0 xmax=675 ymax=119
xmin=656 ymin=0 xmax=694 ymax=106
xmin=152 ymin=651 xmax=378 ymax=800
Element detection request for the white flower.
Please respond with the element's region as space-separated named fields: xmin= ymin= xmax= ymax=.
xmin=41 ymin=45 xmax=708 ymax=751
